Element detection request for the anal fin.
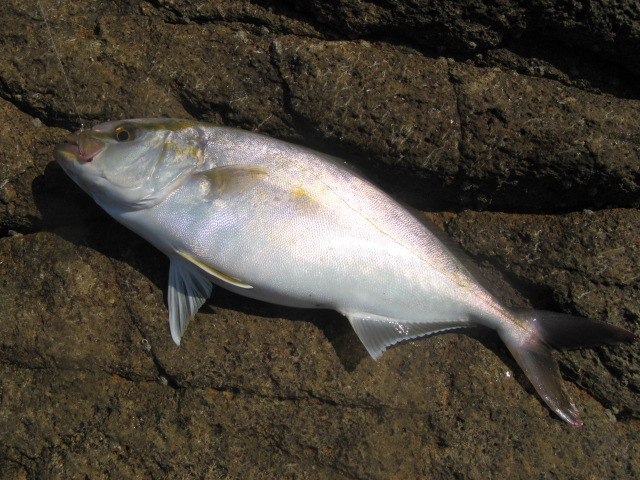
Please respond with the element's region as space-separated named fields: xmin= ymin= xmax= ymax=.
xmin=346 ymin=312 xmax=472 ymax=360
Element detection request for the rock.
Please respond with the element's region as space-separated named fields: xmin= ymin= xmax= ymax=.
xmin=1 ymin=0 xmax=638 ymax=478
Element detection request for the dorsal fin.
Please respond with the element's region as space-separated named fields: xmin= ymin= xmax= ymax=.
xmin=408 ymin=209 xmax=496 ymax=289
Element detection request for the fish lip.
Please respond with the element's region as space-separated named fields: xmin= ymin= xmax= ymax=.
xmin=55 ymin=132 xmax=105 ymax=163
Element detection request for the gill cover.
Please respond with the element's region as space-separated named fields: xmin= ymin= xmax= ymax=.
xmin=70 ymin=120 xmax=205 ymax=210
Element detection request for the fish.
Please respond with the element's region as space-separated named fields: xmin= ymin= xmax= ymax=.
xmin=54 ymin=118 xmax=636 ymax=426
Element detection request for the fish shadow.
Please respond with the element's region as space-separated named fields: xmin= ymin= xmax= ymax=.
xmin=207 ymin=289 xmax=370 ymax=371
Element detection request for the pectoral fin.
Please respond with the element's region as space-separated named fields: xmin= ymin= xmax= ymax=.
xmin=168 ymin=257 xmax=213 ymax=345
xmin=200 ymin=164 xmax=268 ymax=197
xmin=176 ymin=249 xmax=253 ymax=289
xmin=346 ymin=313 xmax=471 ymax=360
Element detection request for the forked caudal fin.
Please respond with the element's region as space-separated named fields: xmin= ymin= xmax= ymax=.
xmin=498 ymin=310 xmax=636 ymax=426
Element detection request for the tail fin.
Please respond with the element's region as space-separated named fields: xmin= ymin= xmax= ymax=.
xmin=498 ymin=310 xmax=636 ymax=426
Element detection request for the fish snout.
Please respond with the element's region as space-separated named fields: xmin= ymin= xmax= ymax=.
xmin=56 ymin=132 xmax=105 ymax=164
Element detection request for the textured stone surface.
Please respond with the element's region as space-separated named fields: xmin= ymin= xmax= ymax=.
xmin=1 ymin=0 xmax=639 ymax=478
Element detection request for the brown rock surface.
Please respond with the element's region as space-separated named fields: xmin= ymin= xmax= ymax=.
xmin=1 ymin=0 xmax=638 ymax=478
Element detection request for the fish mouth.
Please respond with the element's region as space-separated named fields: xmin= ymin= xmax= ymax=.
xmin=54 ymin=132 xmax=105 ymax=164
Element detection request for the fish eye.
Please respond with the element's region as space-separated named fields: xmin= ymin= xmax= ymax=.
xmin=114 ymin=125 xmax=135 ymax=142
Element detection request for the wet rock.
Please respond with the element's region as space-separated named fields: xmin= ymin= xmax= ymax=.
xmin=1 ymin=0 xmax=639 ymax=478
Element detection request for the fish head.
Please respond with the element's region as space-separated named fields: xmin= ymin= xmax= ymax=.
xmin=55 ymin=119 xmax=205 ymax=210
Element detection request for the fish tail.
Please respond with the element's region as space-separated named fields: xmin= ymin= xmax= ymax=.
xmin=497 ymin=310 xmax=636 ymax=426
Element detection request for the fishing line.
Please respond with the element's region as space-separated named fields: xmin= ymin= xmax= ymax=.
xmin=37 ymin=0 xmax=85 ymax=130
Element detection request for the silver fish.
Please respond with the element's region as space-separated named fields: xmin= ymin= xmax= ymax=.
xmin=55 ymin=118 xmax=636 ymax=426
